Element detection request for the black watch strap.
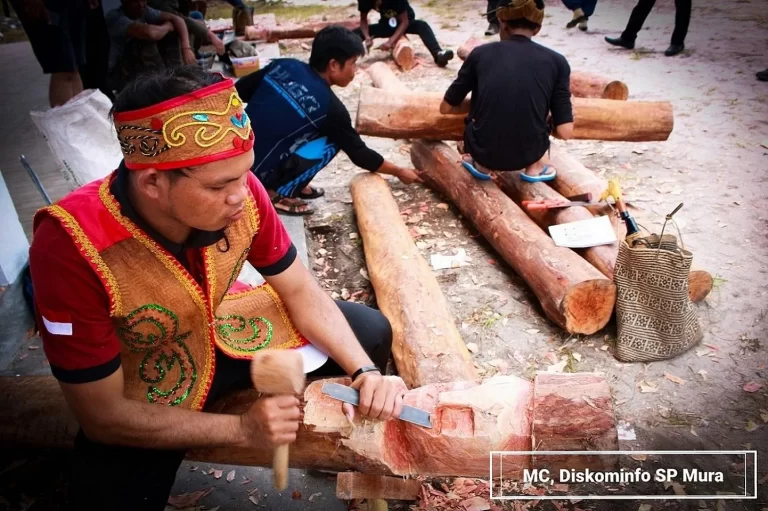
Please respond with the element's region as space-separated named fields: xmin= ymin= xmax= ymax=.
xmin=352 ymin=365 xmax=381 ymax=381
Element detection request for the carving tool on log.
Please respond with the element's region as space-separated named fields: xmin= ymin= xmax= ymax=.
xmin=321 ymin=383 xmax=432 ymax=428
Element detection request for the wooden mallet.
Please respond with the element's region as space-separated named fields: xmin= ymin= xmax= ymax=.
xmin=250 ymin=350 xmax=305 ymax=491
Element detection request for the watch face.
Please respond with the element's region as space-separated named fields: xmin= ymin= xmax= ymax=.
xmin=388 ymin=16 xmax=397 ymax=27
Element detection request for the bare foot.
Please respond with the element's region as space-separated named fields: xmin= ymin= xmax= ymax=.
xmin=272 ymin=196 xmax=313 ymax=215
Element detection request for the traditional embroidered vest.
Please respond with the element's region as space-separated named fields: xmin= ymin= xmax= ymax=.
xmin=34 ymin=175 xmax=309 ymax=411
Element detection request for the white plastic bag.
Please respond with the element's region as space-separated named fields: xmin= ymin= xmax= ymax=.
xmin=30 ymin=89 xmax=123 ymax=190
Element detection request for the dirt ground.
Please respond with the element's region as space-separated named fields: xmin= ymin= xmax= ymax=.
xmin=1 ymin=0 xmax=766 ymax=509
xmin=294 ymin=0 xmax=768 ymax=508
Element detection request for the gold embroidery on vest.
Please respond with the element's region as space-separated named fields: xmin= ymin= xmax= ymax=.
xmin=42 ymin=205 xmax=123 ymax=317
xmin=98 ymin=179 xmax=215 ymax=411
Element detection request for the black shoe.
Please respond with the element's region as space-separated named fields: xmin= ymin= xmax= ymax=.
xmin=757 ymin=69 xmax=768 ymax=82
xmin=664 ymin=44 xmax=685 ymax=56
xmin=578 ymin=19 xmax=588 ymax=31
xmin=485 ymin=23 xmax=499 ymax=36
xmin=605 ymin=36 xmax=634 ymax=50
xmin=566 ymin=15 xmax=587 ymax=29
xmin=435 ymin=49 xmax=454 ymax=67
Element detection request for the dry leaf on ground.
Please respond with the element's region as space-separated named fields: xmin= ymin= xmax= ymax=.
xmin=664 ymin=372 xmax=687 ymax=385
xmin=213 ymin=469 xmax=223 ymax=479
xmin=743 ymin=382 xmax=763 ymax=393
xmin=460 ymin=496 xmax=491 ymax=511
xmin=226 ymin=470 xmax=235 ymax=482
xmin=746 ymin=420 xmax=758 ymax=432
xmin=308 ymin=492 xmax=322 ymax=502
xmin=167 ymin=488 xmax=214 ymax=509
xmin=248 ymin=495 xmax=259 ymax=506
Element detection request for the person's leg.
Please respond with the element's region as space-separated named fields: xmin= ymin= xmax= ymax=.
xmin=274 ymin=136 xmax=339 ymax=200
xmin=49 ymin=72 xmax=83 ymax=107
xmin=110 ymin=38 xmax=166 ymax=92
xmin=367 ymin=21 xmax=395 ymax=40
xmin=80 ymin=3 xmax=113 ymax=99
xmin=307 ymin=301 xmax=393 ymax=378
xmin=620 ymin=0 xmax=656 ymax=43
xmin=69 ymin=429 xmax=185 ymax=511
xmin=1 ymin=0 xmax=10 ymax=18
xmin=485 ymin=0 xmax=500 ymax=34
xmin=670 ymin=0 xmax=691 ymax=46
xmin=157 ymin=30 xmax=183 ymax=68
xmin=405 ymin=20 xmax=441 ymax=57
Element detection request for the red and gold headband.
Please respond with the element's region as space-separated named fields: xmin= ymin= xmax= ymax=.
xmin=113 ymin=78 xmax=254 ymax=170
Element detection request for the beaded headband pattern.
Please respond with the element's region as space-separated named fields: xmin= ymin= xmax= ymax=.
xmin=113 ymin=79 xmax=254 ymax=170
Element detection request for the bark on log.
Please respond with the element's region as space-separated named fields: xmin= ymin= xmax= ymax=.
xmin=457 ymin=39 xmax=629 ymax=100
xmin=392 ymin=37 xmax=415 ymax=71
xmin=0 ymin=374 xmax=616 ymax=476
xmin=531 ymin=373 xmax=619 ymax=473
xmin=411 ymin=141 xmax=616 ymax=334
xmin=355 ymin=87 xmax=673 ymax=142
xmin=351 ymin=173 xmax=477 ymax=387
xmin=336 ymin=473 xmax=422 ymax=500
xmin=493 ymin=171 xmax=622 ymax=280
xmin=367 ymin=62 xmax=410 ymax=94
xmin=245 ymin=20 xmax=359 ymax=41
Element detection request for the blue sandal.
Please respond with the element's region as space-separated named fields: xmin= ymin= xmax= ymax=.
xmin=520 ymin=165 xmax=557 ymax=183
xmin=461 ymin=158 xmax=492 ymax=181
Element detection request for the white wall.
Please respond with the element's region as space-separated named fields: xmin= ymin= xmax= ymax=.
xmin=0 ymin=169 xmax=29 ymax=286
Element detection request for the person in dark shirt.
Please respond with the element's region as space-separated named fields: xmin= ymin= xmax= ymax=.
xmin=440 ymin=0 xmax=573 ymax=182
xmin=235 ymin=25 xmax=421 ymax=215
xmin=354 ymin=0 xmax=454 ymax=67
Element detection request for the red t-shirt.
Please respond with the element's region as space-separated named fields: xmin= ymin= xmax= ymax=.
xmin=30 ymin=172 xmax=295 ymax=383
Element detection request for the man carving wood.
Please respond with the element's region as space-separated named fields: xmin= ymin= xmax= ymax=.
xmin=29 ymin=65 xmax=407 ymax=510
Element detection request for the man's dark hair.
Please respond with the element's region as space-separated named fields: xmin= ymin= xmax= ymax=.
xmin=309 ymin=25 xmax=365 ymax=72
xmin=111 ymin=65 xmax=225 ymax=114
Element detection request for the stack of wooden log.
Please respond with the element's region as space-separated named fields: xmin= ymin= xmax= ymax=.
xmin=359 ymin=62 xmax=712 ymax=337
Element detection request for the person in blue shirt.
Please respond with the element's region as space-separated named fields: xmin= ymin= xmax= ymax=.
xmin=235 ymin=25 xmax=422 ymax=216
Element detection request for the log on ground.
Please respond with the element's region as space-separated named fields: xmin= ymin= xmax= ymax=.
xmin=367 ymin=62 xmax=410 ymax=94
xmin=351 ymin=173 xmax=477 ymax=388
xmin=411 ymin=140 xmax=616 ymax=334
xmin=337 ymin=473 xmax=422 ymax=500
xmin=493 ymin=171 xmax=621 ymax=280
xmin=0 ymin=375 xmax=535 ymax=477
xmin=531 ymin=373 xmax=619 ymax=473
xmin=245 ymin=20 xmax=359 ymax=41
xmin=547 ymin=144 xmax=712 ymax=302
xmin=355 ymin=87 xmax=673 ymax=142
xmin=392 ymin=37 xmax=415 ymax=71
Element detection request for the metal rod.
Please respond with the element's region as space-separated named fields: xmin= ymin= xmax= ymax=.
xmin=19 ymin=155 xmax=52 ymax=206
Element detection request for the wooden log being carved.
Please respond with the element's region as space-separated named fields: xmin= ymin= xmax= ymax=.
xmin=411 ymin=141 xmax=616 ymax=334
xmin=547 ymin=144 xmax=712 ymax=302
xmin=245 ymin=19 xmax=359 ymax=41
xmin=355 ymin=87 xmax=673 ymax=142
xmin=367 ymin=62 xmax=410 ymax=94
xmin=392 ymin=37 xmax=415 ymax=71
xmin=0 ymin=374 xmax=617 ymax=477
xmin=351 ymin=173 xmax=477 ymax=387
xmin=457 ymin=39 xmax=629 ymax=100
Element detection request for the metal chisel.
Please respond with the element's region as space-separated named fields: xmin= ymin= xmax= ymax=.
xmin=321 ymin=383 xmax=433 ymax=429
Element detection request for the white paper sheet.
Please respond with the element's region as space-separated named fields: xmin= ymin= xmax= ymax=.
xmin=548 ymin=216 xmax=618 ymax=248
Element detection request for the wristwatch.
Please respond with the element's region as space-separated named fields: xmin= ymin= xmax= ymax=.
xmin=352 ymin=365 xmax=381 ymax=381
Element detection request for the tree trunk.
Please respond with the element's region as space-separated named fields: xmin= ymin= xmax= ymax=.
xmin=493 ymin=171 xmax=622 ymax=280
xmin=411 ymin=140 xmax=616 ymax=334
xmin=336 ymin=473 xmax=422 ymax=500
xmin=0 ymin=374 xmax=616 ymax=477
xmin=392 ymin=37 xmax=415 ymax=71
xmin=531 ymin=373 xmax=619 ymax=474
xmin=355 ymin=87 xmax=673 ymax=142
xmin=350 ymin=173 xmax=477 ymax=388
xmin=245 ymin=20 xmax=359 ymax=41
xmin=367 ymin=62 xmax=410 ymax=94
xmin=569 ymin=71 xmax=629 ymax=101
xmin=457 ymin=39 xmax=629 ymax=100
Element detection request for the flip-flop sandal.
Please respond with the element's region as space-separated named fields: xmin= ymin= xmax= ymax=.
xmin=297 ymin=186 xmax=325 ymax=200
xmin=271 ymin=196 xmax=315 ymax=216
xmin=461 ymin=158 xmax=492 ymax=181
xmin=520 ymin=165 xmax=557 ymax=183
